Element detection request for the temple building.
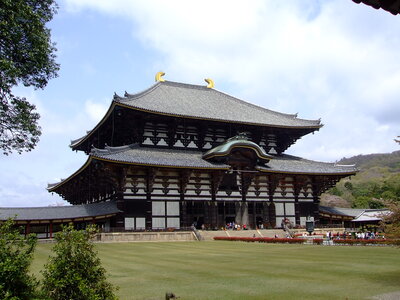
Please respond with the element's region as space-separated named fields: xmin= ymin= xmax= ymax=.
xmin=46 ymin=73 xmax=357 ymax=231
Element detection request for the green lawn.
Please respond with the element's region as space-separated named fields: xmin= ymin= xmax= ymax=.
xmin=32 ymin=241 xmax=400 ymax=300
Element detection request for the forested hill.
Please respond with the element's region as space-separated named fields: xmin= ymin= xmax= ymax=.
xmin=321 ymin=150 xmax=400 ymax=208
xmin=338 ymin=150 xmax=400 ymax=173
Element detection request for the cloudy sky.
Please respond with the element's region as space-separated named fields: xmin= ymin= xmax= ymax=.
xmin=1 ymin=0 xmax=400 ymax=207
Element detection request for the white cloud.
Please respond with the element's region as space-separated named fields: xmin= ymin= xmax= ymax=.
xmin=85 ymin=98 xmax=109 ymax=123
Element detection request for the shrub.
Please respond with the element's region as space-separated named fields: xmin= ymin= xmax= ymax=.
xmin=41 ymin=225 xmax=118 ymax=300
xmin=0 ymin=218 xmax=38 ymax=300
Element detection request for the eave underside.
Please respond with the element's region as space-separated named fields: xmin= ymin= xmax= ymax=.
xmin=353 ymin=0 xmax=400 ymax=15
xmin=71 ymin=106 xmax=320 ymax=155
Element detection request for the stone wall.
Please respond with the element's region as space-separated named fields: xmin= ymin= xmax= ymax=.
xmin=98 ymin=231 xmax=196 ymax=242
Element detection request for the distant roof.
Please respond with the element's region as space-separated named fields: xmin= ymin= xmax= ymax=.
xmin=352 ymin=209 xmax=391 ymax=222
xmin=115 ymin=81 xmax=322 ymax=129
xmin=319 ymin=206 xmax=390 ymax=221
xmin=319 ymin=206 xmax=365 ymax=217
xmin=353 ymin=0 xmax=400 ymax=15
xmin=0 ymin=201 xmax=120 ymax=221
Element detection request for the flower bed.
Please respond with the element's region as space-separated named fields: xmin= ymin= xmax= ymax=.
xmin=214 ymin=236 xmax=306 ymax=244
xmin=312 ymin=239 xmax=324 ymax=245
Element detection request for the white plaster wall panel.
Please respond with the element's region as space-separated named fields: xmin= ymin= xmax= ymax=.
xmin=275 ymin=203 xmax=284 ymax=215
xmin=152 ymin=217 xmax=165 ymax=229
xmin=136 ymin=218 xmax=146 ymax=229
xmin=167 ymin=217 xmax=180 ymax=228
xmin=125 ymin=217 xmax=135 ymax=230
xmin=285 ymin=203 xmax=295 ymax=215
xmin=167 ymin=202 xmax=179 ymax=216
xmin=152 ymin=201 xmax=165 ymax=215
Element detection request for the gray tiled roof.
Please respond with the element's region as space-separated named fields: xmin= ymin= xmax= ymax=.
xmin=91 ymin=144 xmax=230 ymax=169
xmin=319 ymin=206 xmax=363 ymax=217
xmin=258 ymin=154 xmax=358 ymax=175
xmin=49 ymin=145 xmax=356 ymax=194
xmin=90 ymin=145 xmax=356 ymax=175
xmin=0 ymin=201 xmax=120 ymax=221
xmin=115 ymin=81 xmax=322 ymax=128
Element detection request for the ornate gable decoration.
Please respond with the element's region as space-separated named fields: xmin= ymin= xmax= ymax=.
xmin=203 ymin=133 xmax=273 ymax=169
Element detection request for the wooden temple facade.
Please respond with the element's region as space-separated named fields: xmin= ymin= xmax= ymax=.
xmin=48 ymin=74 xmax=357 ymax=231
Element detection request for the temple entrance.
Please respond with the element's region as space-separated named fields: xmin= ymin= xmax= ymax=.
xmin=225 ymin=216 xmax=235 ymax=225
xmin=193 ymin=216 xmax=204 ymax=229
xmin=256 ymin=216 xmax=263 ymax=229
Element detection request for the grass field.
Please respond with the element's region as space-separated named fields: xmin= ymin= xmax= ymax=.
xmin=31 ymin=241 xmax=400 ymax=300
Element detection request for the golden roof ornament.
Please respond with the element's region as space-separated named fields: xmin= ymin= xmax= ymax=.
xmin=204 ymin=78 xmax=214 ymax=89
xmin=155 ymin=71 xmax=165 ymax=82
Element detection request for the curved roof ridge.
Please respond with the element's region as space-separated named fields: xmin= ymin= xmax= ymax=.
xmin=120 ymin=80 xmax=321 ymax=127
xmin=278 ymin=154 xmax=358 ymax=169
xmin=211 ymin=86 xmax=310 ymax=122
xmin=121 ymin=81 xmax=163 ymax=100
xmin=184 ymin=81 xmax=318 ymax=124
xmin=90 ymin=143 xmax=140 ymax=155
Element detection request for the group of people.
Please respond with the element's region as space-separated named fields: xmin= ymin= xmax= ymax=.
xmin=325 ymin=231 xmax=384 ymax=240
xmin=225 ymin=222 xmax=248 ymax=230
xmin=280 ymin=218 xmax=293 ymax=230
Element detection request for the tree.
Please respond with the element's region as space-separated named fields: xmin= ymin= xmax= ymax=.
xmin=0 ymin=0 xmax=59 ymax=155
xmin=380 ymin=201 xmax=400 ymax=239
xmin=42 ymin=225 xmax=118 ymax=300
xmin=0 ymin=218 xmax=38 ymax=300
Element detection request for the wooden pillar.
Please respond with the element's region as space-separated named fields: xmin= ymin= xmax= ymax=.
xmin=235 ymin=202 xmax=242 ymax=225
xmin=294 ymin=195 xmax=300 ymax=227
xmin=268 ymin=175 xmax=279 ymax=228
xmin=262 ymin=201 xmax=269 ymax=228
xmin=49 ymin=222 xmax=53 ymax=239
xmin=180 ymin=201 xmax=188 ymax=228
xmin=208 ymin=202 xmax=218 ymax=229
xmin=115 ymin=192 xmax=125 ymax=230
xmin=293 ymin=177 xmax=302 ymax=227
xmin=241 ymin=202 xmax=249 ymax=226
xmin=268 ymin=202 xmax=276 ymax=228
xmin=145 ymin=169 xmax=156 ymax=230
xmin=25 ymin=222 xmax=30 ymax=237
xmin=223 ymin=201 xmax=226 ymax=226
xmin=252 ymin=202 xmax=256 ymax=229
xmin=311 ymin=176 xmax=321 ymax=226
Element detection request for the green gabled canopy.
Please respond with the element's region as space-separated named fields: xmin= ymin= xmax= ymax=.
xmin=203 ymin=134 xmax=273 ymax=164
